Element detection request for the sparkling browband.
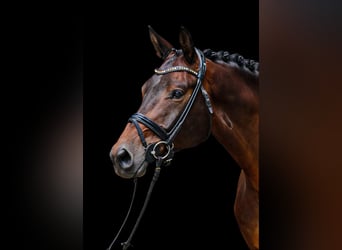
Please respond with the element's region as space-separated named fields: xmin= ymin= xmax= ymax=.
xmin=154 ymin=66 xmax=198 ymax=77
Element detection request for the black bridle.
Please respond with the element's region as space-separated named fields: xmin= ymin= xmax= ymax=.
xmin=129 ymin=48 xmax=213 ymax=167
xmin=107 ymin=48 xmax=213 ymax=250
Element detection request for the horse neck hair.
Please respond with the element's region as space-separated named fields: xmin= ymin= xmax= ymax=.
xmin=203 ymin=49 xmax=259 ymax=75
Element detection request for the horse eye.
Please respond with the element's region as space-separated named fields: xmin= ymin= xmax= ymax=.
xmin=170 ymin=89 xmax=184 ymax=99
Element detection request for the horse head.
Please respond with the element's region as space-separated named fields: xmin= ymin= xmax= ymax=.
xmin=110 ymin=26 xmax=212 ymax=178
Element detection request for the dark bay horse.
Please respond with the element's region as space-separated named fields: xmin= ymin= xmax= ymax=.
xmin=110 ymin=26 xmax=259 ymax=250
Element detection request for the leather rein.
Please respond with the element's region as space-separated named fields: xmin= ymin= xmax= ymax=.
xmin=107 ymin=48 xmax=213 ymax=250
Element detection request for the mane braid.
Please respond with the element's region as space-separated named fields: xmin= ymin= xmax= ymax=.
xmin=203 ymin=49 xmax=259 ymax=73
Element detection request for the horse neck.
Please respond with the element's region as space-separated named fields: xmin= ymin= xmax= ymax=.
xmin=204 ymin=60 xmax=259 ymax=189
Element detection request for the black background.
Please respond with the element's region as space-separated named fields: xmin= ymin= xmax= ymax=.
xmin=4 ymin=2 xmax=259 ymax=250
xmin=84 ymin=2 xmax=258 ymax=250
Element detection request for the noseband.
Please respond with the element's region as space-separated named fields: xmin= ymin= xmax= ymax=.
xmin=129 ymin=48 xmax=213 ymax=167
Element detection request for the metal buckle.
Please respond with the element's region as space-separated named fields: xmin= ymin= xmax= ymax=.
xmin=150 ymin=141 xmax=174 ymax=160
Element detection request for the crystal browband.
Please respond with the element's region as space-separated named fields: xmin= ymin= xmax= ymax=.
xmin=154 ymin=66 xmax=198 ymax=77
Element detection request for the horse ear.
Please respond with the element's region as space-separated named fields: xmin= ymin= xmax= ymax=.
xmin=179 ymin=26 xmax=195 ymax=64
xmin=148 ymin=25 xmax=174 ymax=59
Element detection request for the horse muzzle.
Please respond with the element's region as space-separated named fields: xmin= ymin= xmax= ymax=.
xmin=110 ymin=145 xmax=147 ymax=178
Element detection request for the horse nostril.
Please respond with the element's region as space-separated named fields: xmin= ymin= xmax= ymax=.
xmin=116 ymin=148 xmax=133 ymax=169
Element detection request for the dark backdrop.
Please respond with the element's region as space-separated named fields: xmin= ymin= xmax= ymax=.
xmin=84 ymin=3 xmax=258 ymax=250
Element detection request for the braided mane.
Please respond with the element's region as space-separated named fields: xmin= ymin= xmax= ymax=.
xmin=203 ymin=49 xmax=259 ymax=74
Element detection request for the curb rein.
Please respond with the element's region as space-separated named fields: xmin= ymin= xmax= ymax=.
xmin=107 ymin=48 xmax=213 ymax=250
